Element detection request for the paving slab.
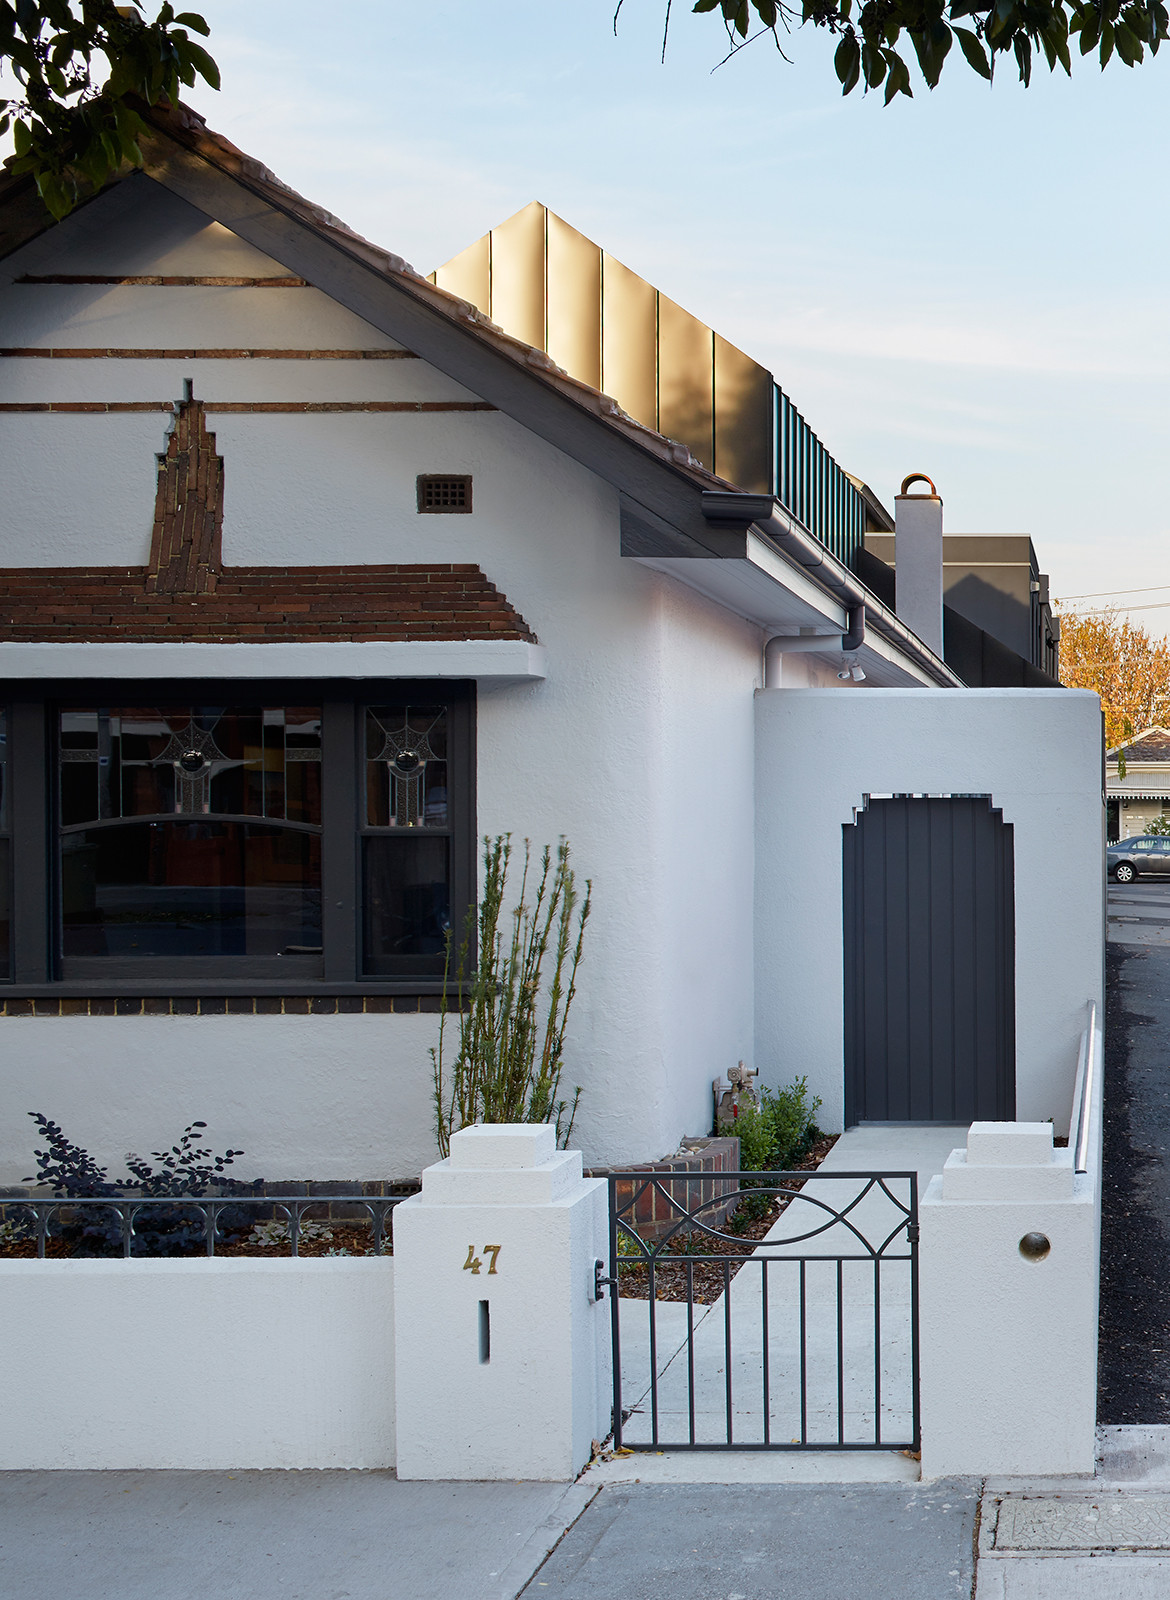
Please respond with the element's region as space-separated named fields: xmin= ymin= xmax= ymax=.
xmin=976 ymin=1555 xmax=1170 ymax=1598
xmin=0 ymin=1470 xmax=597 ymax=1600
xmin=522 ymin=1481 xmax=979 ymax=1600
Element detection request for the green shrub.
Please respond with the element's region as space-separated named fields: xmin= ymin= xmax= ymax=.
xmin=432 ymin=835 xmax=591 ymax=1158
xmin=718 ymin=1075 xmax=822 ymax=1172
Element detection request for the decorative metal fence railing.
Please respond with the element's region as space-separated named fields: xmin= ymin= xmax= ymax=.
xmin=600 ymin=1169 xmax=919 ymax=1453
xmin=0 ymin=1193 xmax=405 ymax=1257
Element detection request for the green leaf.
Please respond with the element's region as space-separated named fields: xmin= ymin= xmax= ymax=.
xmin=179 ymin=37 xmax=219 ymax=87
xmin=835 ymin=31 xmax=862 ymax=87
xmin=1014 ymin=30 xmax=1033 ymax=80
xmin=1100 ymin=17 xmax=1115 ymax=60
xmin=862 ymin=37 xmax=888 ymax=83
xmin=954 ymin=24 xmax=993 ymax=74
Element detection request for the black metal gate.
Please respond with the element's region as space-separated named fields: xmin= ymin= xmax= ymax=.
xmin=601 ymin=1168 xmax=919 ymax=1452
xmin=843 ymin=794 xmax=1015 ymax=1125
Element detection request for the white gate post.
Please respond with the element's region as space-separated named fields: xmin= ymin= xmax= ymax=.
xmin=393 ymin=1123 xmax=611 ymax=1480
xmin=919 ymin=1121 xmax=1099 ymax=1479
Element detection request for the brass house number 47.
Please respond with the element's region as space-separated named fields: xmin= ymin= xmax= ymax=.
xmin=463 ymin=1245 xmax=501 ymax=1276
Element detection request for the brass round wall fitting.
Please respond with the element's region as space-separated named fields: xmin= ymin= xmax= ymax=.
xmin=1018 ymin=1232 xmax=1051 ymax=1261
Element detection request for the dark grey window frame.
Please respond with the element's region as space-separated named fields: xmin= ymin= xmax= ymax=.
xmin=2 ymin=678 xmax=475 ymax=996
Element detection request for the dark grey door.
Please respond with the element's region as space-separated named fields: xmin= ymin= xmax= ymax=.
xmin=843 ymin=796 xmax=1015 ymax=1124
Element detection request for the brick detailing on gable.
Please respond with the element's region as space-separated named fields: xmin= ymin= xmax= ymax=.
xmin=146 ymin=397 xmax=223 ymax=596
xmin=0 ymin=395 xmax=536 ymax=645
xmin=0 ymin=566 xmax=536 ymax=644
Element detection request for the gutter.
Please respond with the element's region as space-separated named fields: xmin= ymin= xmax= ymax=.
xmin=702 ymin=491 xmax=962 ymax=689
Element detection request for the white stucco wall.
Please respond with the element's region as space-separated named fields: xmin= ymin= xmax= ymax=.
xmin=0 ymin=175 xmax=765 ymax=1180
xmin=0 ymin=1257 xmax=396 ymax=1469
xmin=755 ymin=688 xmax=1104 ymax=1132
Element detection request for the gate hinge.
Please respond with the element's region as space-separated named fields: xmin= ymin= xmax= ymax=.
xmin=593 ymin=1258 xmax=616 ymax=1302
xmin=907 ymin=1223 xmax=920 ymax=1244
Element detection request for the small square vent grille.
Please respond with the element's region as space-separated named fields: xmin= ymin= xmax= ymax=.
xmin=417 ymin=474 xmax=472 ymax=514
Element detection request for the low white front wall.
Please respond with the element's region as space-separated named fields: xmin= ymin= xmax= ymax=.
xmin=0 ymin=1257 xmax=395 ymax=1469
xmin=755 ymin=687 xmax=1105 ymax=1131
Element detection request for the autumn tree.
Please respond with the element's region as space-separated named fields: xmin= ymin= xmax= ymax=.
xmin=1057 ymin=607 xmax=1170 ymax=751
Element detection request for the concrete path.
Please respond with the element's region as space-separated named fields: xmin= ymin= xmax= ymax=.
xmin=0 ymin=1470 xmax=597 ymax=1600
xmin=614 ymin=1125 xmax=962 ymax=1470
xmin=521 ymin=1480 xmax=980 ymax=1599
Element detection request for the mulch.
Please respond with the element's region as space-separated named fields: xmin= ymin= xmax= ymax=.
xmin=615 ymin=1133 xmax=839 ymax=1305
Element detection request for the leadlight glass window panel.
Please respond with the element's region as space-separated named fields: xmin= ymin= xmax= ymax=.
xmin=362 ymin=705 xmax=451 ymax=973
xmin=58 ymin=705 xmax=323 ymax=971
xmin=365 ymin=706 xmax=448 ymax=828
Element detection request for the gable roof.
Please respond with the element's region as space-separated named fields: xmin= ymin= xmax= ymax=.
xmin=0 ymin=101 xmax=959 ymax=687
xmin=1109 ymin=727 xmax=1170 ymax=762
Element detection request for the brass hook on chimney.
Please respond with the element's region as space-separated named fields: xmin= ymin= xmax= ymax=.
xmin=899 ymin=472 xmax=938 ymax=497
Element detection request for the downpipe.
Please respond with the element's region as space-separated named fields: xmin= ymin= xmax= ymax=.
xmin=763 ymin=603 xmax=866 ymax=688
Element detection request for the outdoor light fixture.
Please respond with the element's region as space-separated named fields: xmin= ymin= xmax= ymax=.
xmin=851 ymin=666 xmax=867 ymax=682
xmin=837 ymin=668 xmax=851 ymax=680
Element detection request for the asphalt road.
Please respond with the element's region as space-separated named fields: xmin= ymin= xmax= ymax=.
xmin=1099 ymin=933 xmax=1170 ymax=1423
xmin=1108 ymin=877 xmax=1170 ymax=946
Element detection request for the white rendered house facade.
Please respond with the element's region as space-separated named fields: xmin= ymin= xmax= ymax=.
xmin=0 ymin=105 xmax=1102 ymax=1186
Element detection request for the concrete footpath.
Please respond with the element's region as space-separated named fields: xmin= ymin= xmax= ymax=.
xmin=10 ymin=1430 xmax=1170 ymax=1599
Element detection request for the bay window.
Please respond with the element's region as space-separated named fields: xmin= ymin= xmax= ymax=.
xmin=3 ymin=681 xmax=474 ymax=992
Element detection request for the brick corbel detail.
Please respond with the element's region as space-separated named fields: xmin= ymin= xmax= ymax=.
xmin=145 ymin=398 xmax=222 ymax=595
xmin=0 ymin=395 xmax=537 ymax=644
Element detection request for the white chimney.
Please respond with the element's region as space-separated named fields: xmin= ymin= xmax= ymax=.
xmin=894 ymin=473 xmax=944 ymax=659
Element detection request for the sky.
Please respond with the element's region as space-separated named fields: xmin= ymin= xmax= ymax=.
xmin=13 ymin=1 xmax=1170 ymax=623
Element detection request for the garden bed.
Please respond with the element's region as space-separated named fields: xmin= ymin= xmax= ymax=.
xmin=616 ymin=1132 xmax=839 ymax=1304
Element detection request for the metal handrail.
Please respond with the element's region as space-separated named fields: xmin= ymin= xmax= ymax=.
xmin=1073 ymin=1001 xmax=1100 ymax=1176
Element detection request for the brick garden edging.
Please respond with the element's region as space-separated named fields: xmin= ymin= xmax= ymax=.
xmin=586 ymin=1134 xmax=741 ymax=1242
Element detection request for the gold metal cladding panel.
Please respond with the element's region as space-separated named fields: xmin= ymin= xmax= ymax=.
xmin=601 ymin=253 xmax=658 ymax=430
xmin=657 ymin=291 xmax=715 ymax=470
xmin=488 ymin=202 xmax=547 ymax=353
xmin=547 ymin=211 xmax=602 ymax=391
xmin=430 ymin=234 xmax=490 ymax=314
xmin=714 ymin=334 xmax=772 ymax=493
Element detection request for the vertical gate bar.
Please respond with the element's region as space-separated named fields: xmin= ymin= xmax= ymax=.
xmin=837 ymin=1258 xmax=845 ymax=1445
xmin=761 ymin=1257 xmax=770 ymax=1446
xmin=910 ymin=1177 xmax=921 ymax=1449
xmin=799 ymin=1259 xmax=808 ymax=1443
xmin=205 ymin=1202 xmax=216 ymax=1257
xmin=687 ymin=1257 xmax=696 ymax=1446
xmin=649 ymin=1259 xmax=659 ymax=1446
xmin=609 ymin=1178 xmax=624 ymax=1450
xmin=724 ymin=1258 xmax=733 ymax=1444
xmin=873 ymin=1256 xmax=881 ymax=1443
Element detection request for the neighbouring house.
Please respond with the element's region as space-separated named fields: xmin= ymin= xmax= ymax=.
xmin=1107 ymin=726 xmax=1170 ymax=838
xmin=0 ymin=104 xmax=1103 ymax=1188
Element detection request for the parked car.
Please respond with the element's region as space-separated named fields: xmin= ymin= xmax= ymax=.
xmin=1108 ymin=836 xmax=1170 ymax=881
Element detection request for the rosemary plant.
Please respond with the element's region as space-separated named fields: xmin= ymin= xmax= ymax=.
xmin=432 ymin=836 xmax=591 ymax=1158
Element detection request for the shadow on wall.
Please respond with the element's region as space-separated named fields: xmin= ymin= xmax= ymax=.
xmin=944 ymin=574 xmax=1034 ymax=665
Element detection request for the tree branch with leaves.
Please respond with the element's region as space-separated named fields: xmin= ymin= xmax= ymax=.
xmin=660 ymin=0 xmax=1169 ymax=103
xmin=1 ymin=0 xmax=219 ymax=218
